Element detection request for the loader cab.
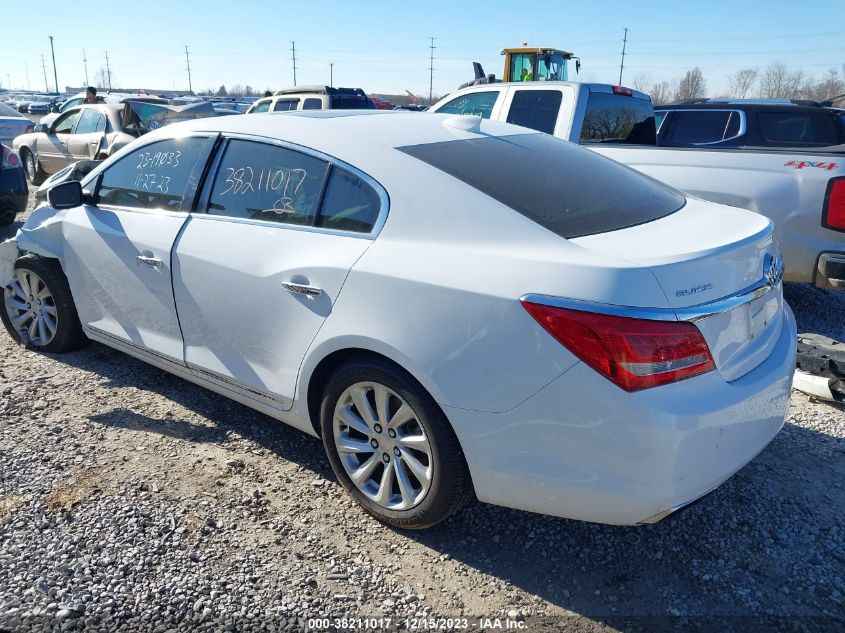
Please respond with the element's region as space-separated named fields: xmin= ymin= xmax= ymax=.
xmin=504 ymin=48 xmax=577 ymax=83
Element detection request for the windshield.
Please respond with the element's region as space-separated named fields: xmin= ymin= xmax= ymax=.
xmin=0 ymin=102 xmax=23 ymax=118
xmin=398 ymin=132 xmax=684 ymax=239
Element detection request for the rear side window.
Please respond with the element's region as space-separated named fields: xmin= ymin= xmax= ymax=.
xmin=207 ymin=140 xmax=329 ymax=226
xmin=303 ymin=98 xmax=323 ymax=110
xmin=74 ymin=109 xmax=107 ymax=135
xmin=329 ymin=95 xmax=374 ymax=109
xmin=318 ymin=168 xmax=381 ymax=233
xmin=506 ymin=90 xmax=562 ymax=134
xmin=273 ymin=99 xmax=299 ymax=112
xmin=580 ymin=92 xmax=656 ymax=144
xmin=435 ymin=91 xmax=498 ymax=118
xmin=97 ymin=137 xmax=211 ymax=212
xmin=668 ymin=110 xmax=738 ymax=144
xmin=759 ymin=112 xmax=842 ymax=146
xmin=398 ymin=133 xmax=685 ymax=239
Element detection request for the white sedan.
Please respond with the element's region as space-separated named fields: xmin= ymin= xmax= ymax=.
xmin=0 ymin=111 xmax=796 ymax=528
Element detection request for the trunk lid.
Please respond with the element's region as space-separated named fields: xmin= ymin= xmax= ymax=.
xmin=571 ymin=198 xmax=783 ymax=381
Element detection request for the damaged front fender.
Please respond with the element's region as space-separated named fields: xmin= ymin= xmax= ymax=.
xmin=0 ymin=205 xmax=69 ymax=286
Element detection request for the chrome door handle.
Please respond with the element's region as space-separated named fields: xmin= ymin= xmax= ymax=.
xmin=281 ymin=281 xmax=323 ymax=297
xmin=136 ymin=255 xmax=163 ymax=269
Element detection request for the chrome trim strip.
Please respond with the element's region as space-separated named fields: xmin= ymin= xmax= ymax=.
xmin=521 ymin=277 xmax=777 ymax=323
xmin=186 ymin=362 xmax=286 ymax=408
xmin=83 ymin=325 xmax=186 ymax=368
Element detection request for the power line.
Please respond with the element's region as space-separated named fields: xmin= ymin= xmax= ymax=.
xmin=619 ymin=27 xmax=628 ymax=85
xmin=184 ymin=45 xmax=193 ymax=93
xmin=291 ymin=41 xmax=297 ymax=86
xmin=428 ymin=37 xmax=436 ymax=103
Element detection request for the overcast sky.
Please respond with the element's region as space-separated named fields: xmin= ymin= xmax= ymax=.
xmin=1 ymin=0 xmax=843 ymax=97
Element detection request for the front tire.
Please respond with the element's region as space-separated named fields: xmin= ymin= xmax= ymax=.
xmin=320 ymin=357 xmax=473 ymax=529
xmin=21 ymin=149 xmax=45 ymax=186
xmin=0 ymin=255 xmax=87 ymax=353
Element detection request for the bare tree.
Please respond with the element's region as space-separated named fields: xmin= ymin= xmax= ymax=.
xmin=757 ymin=62 xmax=808 ymax=99
xmin=93 ymin=67 xmax=114 ymax=90
xmin=807 ymin=68 xmax=844 ymax=102
xmin=728 ymin=68 xmax=758 ymax=98
xmin=673 ymin=68 xmax=707 ymax=101
xmin=632 ymin=72 xmax=651 ymax=93
xmin=648 ymin=80 xmax=673 ymax=105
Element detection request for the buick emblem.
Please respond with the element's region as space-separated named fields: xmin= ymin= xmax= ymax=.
xmin=763 ymin=252 xmax=784 ymax=287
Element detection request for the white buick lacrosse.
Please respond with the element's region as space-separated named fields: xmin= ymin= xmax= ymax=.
xmin=0 ymin=111 xmax=796 ymax=528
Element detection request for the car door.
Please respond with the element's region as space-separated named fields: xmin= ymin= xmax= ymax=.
xmin=38 ymin=109 xmax=79 ymax=174
xmin=172 ymin=137 xmax=384 ymax=410
xmin=66 ymin=107 xmax=108 ymax=160
xmin=60 ymin=134 xmax=217 ymax=362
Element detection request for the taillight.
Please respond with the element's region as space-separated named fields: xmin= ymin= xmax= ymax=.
xmin=823 ymin=177 xmax=845 ymax=232
xmin=521 ymin=300 xmax=715 ymax=392
xmin=612 ymin=86 xmax=634 ymax=96
xmin=1 ymin=146 xmax=21 ymax=169
xmin=25 ymin=124 xmax=34 ymax=133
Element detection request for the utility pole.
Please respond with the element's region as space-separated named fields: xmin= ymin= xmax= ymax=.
xmin=291 ymin=42 xmax=297 ymax=86
xmin=41 ymin=55 xmax=49 ymax=92
xmin=105 ymin=51 xmax=112 ymax=90
xmin=49 ymin=36 xmax=59 ymax=93
xmin=330 ymin=63 xmax=333 ymax=88
xmin=24 ymin=63 xmax=30 ymax=89
xmin=184 ymin=45 xmax=193 ymax=94
xmin=82 ymin=50 xmax=89 ymax=86
xmin=618 ymin=27 xmax=628 ymax=86
xmin=428 ymin=37 xmax=436 ymax=103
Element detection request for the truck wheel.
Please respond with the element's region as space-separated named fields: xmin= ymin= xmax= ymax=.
xmin=0 ymin=254 xmax=87 ymax=353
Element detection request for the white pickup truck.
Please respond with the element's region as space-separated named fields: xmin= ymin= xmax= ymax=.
xmin=429 ymin=82 xmax=845 ymax=289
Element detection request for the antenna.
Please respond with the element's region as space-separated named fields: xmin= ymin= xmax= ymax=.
xmin=41 ymin=55 xmax=49 ymax=92
xmin=428 ymin=37 xmax=436 ymax=103
xmin=82 ymin=49 xmax=89 ymax=86
xmin=618 ymin=27 xmax=628 ymax=86
xmin=330 ymin=62 xmax=333 ymax=88
xmin=184 ymin=45 xmax=193 ymax=93
xmin=291 ymin=42 xmax=297 ymax=86
xmin=105 ymin=51 xmax=112 ymax=90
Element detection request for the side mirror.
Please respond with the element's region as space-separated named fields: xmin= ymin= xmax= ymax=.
xmin=48 ymin=180 xmax=84 ymax=210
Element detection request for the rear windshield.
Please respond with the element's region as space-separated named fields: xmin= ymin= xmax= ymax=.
xmin=398 ymin=133 xmax=685 ymax=239
xmin=0 ymin=102 xmax=23 ymax=118
xmin=580 ymin=92 xmax=656 ymax=144
xmin=758 ymin=112 xmax=844 ymax=146
xmin=330 ymin=95 xmax=376 ymax=110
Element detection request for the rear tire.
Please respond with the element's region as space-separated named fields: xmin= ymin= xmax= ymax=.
xmin=320 ymin=357 xmax=473 ymax=529
xmin=0 ymin=254 xmax=87 ymax=353
xmin=21 ymin=149 xmax=45 ymax=186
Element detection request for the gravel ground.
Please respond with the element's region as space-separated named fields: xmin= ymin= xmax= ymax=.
xmin=1 ymin=190 xmax=844 ymax=632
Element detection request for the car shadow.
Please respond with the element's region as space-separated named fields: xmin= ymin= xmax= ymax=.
xmin=51 ymin=341 xmax=844 ymax=628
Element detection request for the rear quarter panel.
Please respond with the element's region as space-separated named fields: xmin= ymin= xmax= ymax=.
xmin=591 ymin=146 xmax=845 ymax=283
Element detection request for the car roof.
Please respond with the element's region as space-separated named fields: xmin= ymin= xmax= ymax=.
xmin=657 ymin=102 xmax=837 ymax=114
xmin=442 ymin=81 xmax=650 ymax=100
xmin=143 ymin=110 xmax=539 ymax=172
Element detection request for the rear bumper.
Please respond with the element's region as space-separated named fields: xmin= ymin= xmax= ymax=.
xmin=0 ymin=167 xmax=28 ymax=219
xmin=445 ymin=304 xmax=797 ymax=525
xmin=815 ymin=253 xmax=845 ymax=289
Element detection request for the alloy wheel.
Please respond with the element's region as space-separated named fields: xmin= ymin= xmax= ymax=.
xmin=332 ymin=381 xmax=434 ymax=510
xmin=25 ymin=153 xmax=36 ymax=182
xmin=3 ymin=268 xmax=58 ymax=346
